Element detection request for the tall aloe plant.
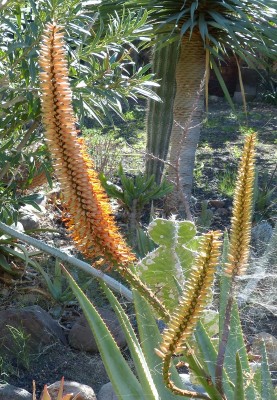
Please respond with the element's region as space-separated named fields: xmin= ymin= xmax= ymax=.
xmin=31 ymin=22 xmax=277 ymax=399
xmin=98 ymin=0 xmax=277 ymax=213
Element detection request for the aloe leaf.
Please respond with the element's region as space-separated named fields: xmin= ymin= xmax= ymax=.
xmin=0 ymin=252 xmax=16 ymax=274
xmin=194 ymin=322 xmax=234 ymax=399
xmin=224 ymin=301 xmax=257 ymax=399
xmin=133 ymin=290 xmax=185 ymax=399
xmin=57 ymin=377 xmax=65 ymax=400
xmin=234 ymin=353 xmax=245 ymax=400
xmin=253 ymin=366 xmax=262 ymax=399
xmin=41 ymin=386 xmax=51 ymax=400
xmin=136 ymin=226 xmax=156 ymax=258
xmin=100 ymin=281 xmax=159 ymax=400
xmin=260 ymin=342 xmax=276 ymax=400
xmin=63 ymin=267 xmax=145 ymax=400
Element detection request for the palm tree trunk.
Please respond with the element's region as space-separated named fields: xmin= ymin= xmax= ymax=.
xmin=166 ymin=33 xmax=206 ymax=216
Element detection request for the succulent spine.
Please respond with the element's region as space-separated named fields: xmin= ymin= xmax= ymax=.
xmin=39 ymin=23 xmax=135 ymax=268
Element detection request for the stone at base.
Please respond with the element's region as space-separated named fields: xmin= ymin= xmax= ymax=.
xmin=252 ymin=332 xmax=277 ymax=371
xmin=0 ymin=305 xmax=67 ymax=357
xmin=68 ymin=308 xmax=126 ymax=353
xmin=179 ymin=374 xmax=207 ymax=396
xmin=98 ymin=382 xmax=118 ymax=400
xmin=0 ymin=383 xmax=32 ymax=400
xmin=40 ymin=381 xmax=96 ymax=400
xmin=97 ymin=376 xmax=207 ymax=400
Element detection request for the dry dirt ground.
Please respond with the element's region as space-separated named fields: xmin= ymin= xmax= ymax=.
xmin=0 ymin=100 xmax=276 ymax=395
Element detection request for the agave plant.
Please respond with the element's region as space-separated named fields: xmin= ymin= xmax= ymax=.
xmin=98 ymin=0 xmax=277 ymax=213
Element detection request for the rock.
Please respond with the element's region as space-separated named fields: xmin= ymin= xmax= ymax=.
xmin=209 ymin=199 xmax=225 ymax=208
xmin=252 ymin=332 xmax=277 ymax=370
xmin=40 ymin=381 xmax=96 ymax=400
xmin=34 ymin=193 xmax=47 ymax=207
xmin=19 ymin=212 xmax=40 ymax=230
xmin=0 ymin=383 xmax=32 ymax=399
xmin=0 ymin=305 xmax=67 ymax=359
xmin=215 ymin=207 xmax=228 ymax=216
xmin=97 ymin=374 xmax=207 ymax=400
xmin=208 ymin=95 xmax=221 ymax=103
xmin=179 ymin=374 xmax=207 ymax=396
xmin=68 ymin=308 xmax=126 ymax=353
xmin=233 ymin=86 xmax=256 ymax=104
xmin=10 ymin=221 xmax=25 ymax=232
xmin=97 ymin=382 xmax=118 ymax=400
xmin=20 ymin=203 xmax=46 ymax=215
xmin=19 ymin=199 xmax=48 ymax=231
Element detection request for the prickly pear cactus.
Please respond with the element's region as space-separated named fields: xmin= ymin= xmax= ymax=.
xmin=136 ymin=218 xmax=201 ymax=312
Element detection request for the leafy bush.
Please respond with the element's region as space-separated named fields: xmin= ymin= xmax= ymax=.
xmin=0 ymin=0 xmax=157 ymax=226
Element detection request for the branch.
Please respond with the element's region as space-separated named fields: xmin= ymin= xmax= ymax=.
xmin=0 ymin=221 xmax=133 ymax=302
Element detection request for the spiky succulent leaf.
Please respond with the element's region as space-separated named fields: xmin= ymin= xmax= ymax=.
xmin=100 ymin=281 xmax=160 ymax=399
xmin=224 ymin=301 xmax=257 ymax=400
xmin=234 ymin=353 xmax=246 ymax=400
xmin=194 ymin=322 xmax=234 ymax=399
xmin=260 ymin=341 xmax=276 ymax=400
xmin=133 ymin=290 xmax=186 ymax=399
xmin=136 ymin=218 xmax=201 ymax=312
xmin=63 ymin=266 xmax=145 ymax=399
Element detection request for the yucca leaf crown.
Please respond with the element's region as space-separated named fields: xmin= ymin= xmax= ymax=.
xmin=99 ymin=1 xmax=277 ymax=64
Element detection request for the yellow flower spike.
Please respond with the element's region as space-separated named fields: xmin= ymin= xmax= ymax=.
xmin=225 ymin=133 xmax=256 ymax=277
xmin=39 ymin=23 xmax=135 ymax=268
xmin=156 ymin=231 xmax=222 ymax=397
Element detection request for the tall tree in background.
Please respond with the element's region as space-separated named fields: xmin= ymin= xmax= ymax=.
xmin=98 ymin=0 xmax=277 ymax=215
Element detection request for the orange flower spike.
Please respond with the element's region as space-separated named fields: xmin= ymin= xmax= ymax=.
xmin=224 ymin=133 xmax=256 ymax=277
xmin=39 ymin=23 xmax=136 ymax=268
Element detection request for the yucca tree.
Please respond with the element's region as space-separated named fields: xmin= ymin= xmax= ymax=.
xmin=98 ymin=0 xmax=277 ymax=215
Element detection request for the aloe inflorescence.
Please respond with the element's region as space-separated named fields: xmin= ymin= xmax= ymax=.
xmin=157 ymin=231 xmax=222 ymax=397
xmin=39 ymin=23 xmax=135 ymax=268
xmin=225 ymin=133 xmax=256 ymax=277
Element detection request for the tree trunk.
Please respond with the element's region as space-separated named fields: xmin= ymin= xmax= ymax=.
xmin=166 ymin=33 xmax=206 ymax=216
xmin=145 ymin=37 xmax=179 ymax=183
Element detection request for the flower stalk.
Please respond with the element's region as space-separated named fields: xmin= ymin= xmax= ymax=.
xmin=216 ymin=133 xmax=256 ymax=395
